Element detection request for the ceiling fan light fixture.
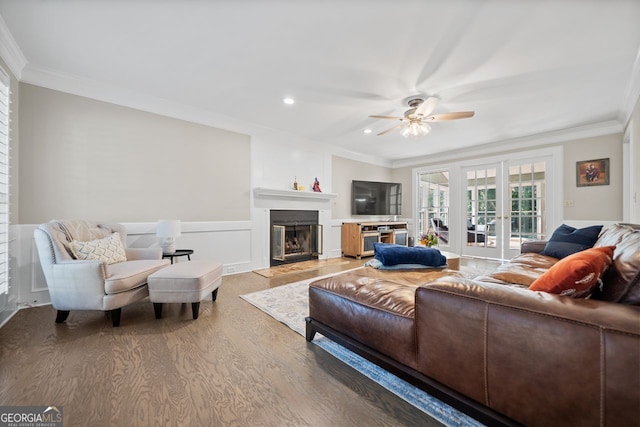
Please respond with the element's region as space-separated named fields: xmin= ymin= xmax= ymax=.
xmin=369 ymin=96 xmax=474 ymax=137
xmin=401 ymin=122 xmax=431 ymax=138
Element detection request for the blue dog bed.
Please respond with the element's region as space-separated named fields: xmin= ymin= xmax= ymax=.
xmin=372 ymin=243 xmax=447 ymax=267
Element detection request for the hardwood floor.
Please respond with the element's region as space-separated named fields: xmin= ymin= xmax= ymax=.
xmin=0 ymin=257 xmax=496 ymax=426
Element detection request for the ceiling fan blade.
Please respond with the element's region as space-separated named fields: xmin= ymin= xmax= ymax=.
xmin=369 ymin=115 xmax=403 ymax=120
xmin=377 ymin=123 xmax=405 ymax=136
xmin=426 ymin=111 xmax=475 ymax=122
xmin=415 ymin=96 xmax=440 ymax=117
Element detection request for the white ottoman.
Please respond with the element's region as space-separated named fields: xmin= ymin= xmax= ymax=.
xmin=148 ymin=260 xmax=223 ymax=320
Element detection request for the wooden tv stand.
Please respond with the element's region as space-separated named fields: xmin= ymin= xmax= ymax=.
xmin=341 ymin=221 xmax=408 ymax=259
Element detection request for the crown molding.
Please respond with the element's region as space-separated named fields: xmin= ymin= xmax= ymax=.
xmin=391 ymin=120 xmax=624 ymax=169
xmin=328 ymin=145 xmax=394 ymax=168
xmin=0 ymin=14 xmax=27 ymax=79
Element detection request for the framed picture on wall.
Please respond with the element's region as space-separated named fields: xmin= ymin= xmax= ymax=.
xmin=576 ymin=158 xmax=609 ymax=187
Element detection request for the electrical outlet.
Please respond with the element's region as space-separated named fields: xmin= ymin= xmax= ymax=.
xmin=226 ymin=266 xmax=236 ymax=273
xmin=564 ymin=200 xmax=574 ymax=207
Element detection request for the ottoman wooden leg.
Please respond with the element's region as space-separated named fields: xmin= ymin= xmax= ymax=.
xmin=212 ymin=288 xmax=219 ymax=301
xmin=191 ymin=302 xmax=200 ymax=320
xmin=153 ymin=303 xmax=163 ymax=319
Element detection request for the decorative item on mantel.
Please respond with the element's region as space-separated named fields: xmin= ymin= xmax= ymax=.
xmin=156 ymin=220 xmax=181 ymax=254
xmin=313 ymin=177 xmax=322 ymax=192
xmin=419 ymin=232 xmax=438 ymax=247
xmin=293 ymin=176 xmax=298 ymax=190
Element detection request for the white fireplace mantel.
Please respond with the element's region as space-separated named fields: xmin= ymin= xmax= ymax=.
xmin=253 ymin=187 xmax=338 ymax=201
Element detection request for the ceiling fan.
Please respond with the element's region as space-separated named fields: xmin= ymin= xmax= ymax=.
xmin=369 ymin=97 xmax=475 ymax=137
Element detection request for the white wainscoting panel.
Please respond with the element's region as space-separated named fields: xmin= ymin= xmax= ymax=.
xmin=9 ymin=224 xmax=51 ymax=308
xmin=327 ymin=220 xmax=344 ymax=259
xmin=124 ymin=221 xmax=252 ymax=274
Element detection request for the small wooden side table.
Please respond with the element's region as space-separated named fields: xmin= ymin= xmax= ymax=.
xmin=162 ymin=249 xmax=194 ymax=264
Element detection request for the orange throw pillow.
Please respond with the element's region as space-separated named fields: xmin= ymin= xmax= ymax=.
xmin=529 ymin=246 xmax=615 ymax=298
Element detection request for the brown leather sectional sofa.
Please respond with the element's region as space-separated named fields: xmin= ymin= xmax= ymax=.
xmin=306 ymin=223 xmax=640 ymax=426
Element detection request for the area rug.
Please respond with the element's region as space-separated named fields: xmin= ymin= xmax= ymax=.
xmin=240 ymin=267 xmax=486 ymax=427
xmin=253 ymin=258 xmax=350 ymax=277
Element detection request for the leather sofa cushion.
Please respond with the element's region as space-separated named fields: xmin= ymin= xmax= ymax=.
xmin=308 ymin=267 xmax=462 ymax=369
xmin=593 ymin=224 xmax=640 ymax=304
xmin=105 ymin=259 xmax=170 ymax=294
xmin=482 ymin=252 xmax=557 ymax=286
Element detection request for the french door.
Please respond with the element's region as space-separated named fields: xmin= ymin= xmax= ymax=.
xmin=463 ymin=163 xmax=502 ymax=258
xmin=417 ymin=171 xmax=450 ymax=247
xmin=504 ymin=160 xmax=548 ymax=258
xmin=463 ymin=158 xmax=549 ymax=259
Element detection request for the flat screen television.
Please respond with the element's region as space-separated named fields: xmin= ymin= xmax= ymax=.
xmin=351 ymin=180 xmax=402 ymax=216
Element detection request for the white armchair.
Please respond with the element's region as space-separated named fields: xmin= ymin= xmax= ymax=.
xmin=34 ymin=220 xmax=170 ymax=326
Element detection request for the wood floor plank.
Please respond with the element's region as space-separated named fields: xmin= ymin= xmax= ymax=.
xmin=0 ymin=257 xmax=468 ymax=426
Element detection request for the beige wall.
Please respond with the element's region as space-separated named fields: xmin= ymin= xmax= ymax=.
xmin=563 ymin=133 xmax=623 ymax=221
xmin=331 ymin=156 xmax=392 ymax=219
xmin=629 ymin=96 xmax=640 ymax=223
xmin=18 ymin=84 xmax=250 ymax=223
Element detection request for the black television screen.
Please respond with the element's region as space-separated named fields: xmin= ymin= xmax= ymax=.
xmin=351 ymin=180 xmax=402 ymax=215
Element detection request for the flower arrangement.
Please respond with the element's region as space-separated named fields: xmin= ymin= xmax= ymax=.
xmin=420 ymin=233 xmax=438 ymax=247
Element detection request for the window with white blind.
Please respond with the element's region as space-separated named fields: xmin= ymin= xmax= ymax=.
xmin=0 ymin=67 xmax=9 ymax=295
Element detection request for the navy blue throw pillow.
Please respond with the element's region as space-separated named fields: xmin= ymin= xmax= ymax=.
xmin=542 ymin=224 xmax=603 ymax=259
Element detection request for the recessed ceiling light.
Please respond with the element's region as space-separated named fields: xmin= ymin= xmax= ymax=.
xmin=283 ymin=97 xmax=295 ymax=105
xmin=363 ymin=129 xmax=372 ymax=134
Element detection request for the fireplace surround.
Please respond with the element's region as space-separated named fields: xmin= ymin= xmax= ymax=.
xmin=270 ymin=210 xmax=323 ymax=266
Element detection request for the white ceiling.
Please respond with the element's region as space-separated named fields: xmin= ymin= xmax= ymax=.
xmin=1 ymin=0 xmax=639 ymax=163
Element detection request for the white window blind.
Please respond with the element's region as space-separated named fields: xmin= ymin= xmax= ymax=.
xmin=0 ymin=67 xmax=9 ymax=295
